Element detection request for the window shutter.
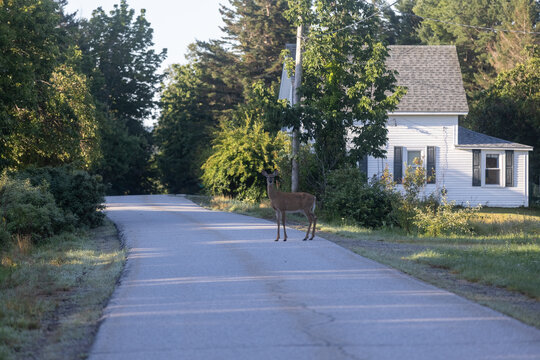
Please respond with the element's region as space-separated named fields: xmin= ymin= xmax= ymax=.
xmin=394 ymin=147 xmax=403 ymax=184
xmin=427 ymin=146 xmax=436 ymax=184
xmin=505 ymin=150 xmax=514 ymax=187
xmin=472 ymin=149 xmax=481 ymax=186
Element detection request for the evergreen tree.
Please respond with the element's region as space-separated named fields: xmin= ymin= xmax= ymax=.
xmin=381 ymin=0 xmax=422 ymax=45
xmin=185 ymin=40 xmax=244 ymax=122
xmin=413 ymin=0 xmax=538 ymax=94
xmin=487 ymin=0 xmax=538 ymax=74
xmin=220 ymin=0 xmax=296 ymax=87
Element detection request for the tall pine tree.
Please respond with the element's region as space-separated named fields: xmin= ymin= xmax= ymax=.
xmin=220 ymin=0 xmax=296 ymax=87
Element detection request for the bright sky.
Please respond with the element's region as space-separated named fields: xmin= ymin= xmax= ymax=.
xmin=65 ymin=0 xmax=227 ymax=72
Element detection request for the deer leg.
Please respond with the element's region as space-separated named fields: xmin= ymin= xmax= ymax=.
xmin=275 ymin=210 xmax=280 ymax=241
xmin=282 ymin=211 xmax=287 ymax=241
xmin=303 ymin=211 xmax=311 ymax=241
xmin=310 ymin=213 xmax=317 ymax=240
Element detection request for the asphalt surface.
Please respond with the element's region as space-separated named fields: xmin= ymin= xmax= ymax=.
xmin=89 ymin=194 xmax=540 ymax=360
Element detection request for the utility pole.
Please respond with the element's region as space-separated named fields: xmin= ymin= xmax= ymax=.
xmin=291 ymin=22 xmax=302 ymax=193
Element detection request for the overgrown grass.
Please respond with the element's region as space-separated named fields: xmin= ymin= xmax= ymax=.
xmin=470 ymin=208 xmax=540 ymax=237
xmin=188 ymin=195 xmax=540 ymax=327
xmin=0 ymin=220 xmax=125 ymax=360
xmin=408 ymin=243 xmax=540 ymax=298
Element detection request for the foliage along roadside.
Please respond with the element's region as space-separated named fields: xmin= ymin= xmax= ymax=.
xmin=0 ymin=221 xmax=125 ymax=360
xmin=1 ymin=166 xmax=105 ymax=249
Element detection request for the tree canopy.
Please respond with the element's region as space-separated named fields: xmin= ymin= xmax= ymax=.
xmin=78 ymin=0 xmax=166 ymax=194
xmin=287 ymin=0 xmax=405 ymax=178
xmin=0 ymin=0 xmax=99 ymax=170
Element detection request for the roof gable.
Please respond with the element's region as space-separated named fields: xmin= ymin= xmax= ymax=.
xmin=387 ymin=45 xmax=468 ymax=114
xmin=279 ymin=44 xmax=469 ymax=114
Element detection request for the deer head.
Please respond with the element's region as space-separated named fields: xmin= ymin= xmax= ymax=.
xmin=261 ymin=170 xmax=279 ymax=186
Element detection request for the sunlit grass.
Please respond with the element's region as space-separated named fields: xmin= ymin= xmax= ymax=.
xmin=408 ymin=243 xmax=540 ymax=299
xmin=470 ymin=209 xmax=540 ymax=236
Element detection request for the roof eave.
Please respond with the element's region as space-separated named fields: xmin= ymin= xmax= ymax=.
xmin=455 ymin=145 xmax=533 ymax=151
xmin=389 ymin=111 xmax=468 ymax=116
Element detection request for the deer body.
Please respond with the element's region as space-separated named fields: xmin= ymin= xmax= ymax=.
xmin=262 ymin=170 xmax=317 ymax=241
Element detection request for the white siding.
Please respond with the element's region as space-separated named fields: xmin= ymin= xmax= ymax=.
xmin=360 ymin=115 xmax=529 ymax=207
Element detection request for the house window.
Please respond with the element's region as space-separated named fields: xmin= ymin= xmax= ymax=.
xmin=407 ymin=150 xmax=422 ymax=169
xmin=485 ymin=154 xmax=500 ymax=185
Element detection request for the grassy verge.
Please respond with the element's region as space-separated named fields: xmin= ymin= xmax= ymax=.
xmin=187 ymin=195 xmax=540 ymax=328
xmin=0 ymin=219 xmax=125 ymax=360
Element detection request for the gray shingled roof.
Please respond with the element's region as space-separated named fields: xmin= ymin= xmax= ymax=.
xmin=386 ymin=45 xmax=468 ymax=113
xmin=457 ymin=126 xmax=533 ymax=150
xmin=279 ymin=44 xmax=469 ymax=114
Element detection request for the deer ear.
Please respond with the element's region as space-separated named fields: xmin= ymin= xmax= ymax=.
xmin=261 ymin=170 xmax=268 ymax=176
xmin=273 ymin=170 xmax=279 ymax=176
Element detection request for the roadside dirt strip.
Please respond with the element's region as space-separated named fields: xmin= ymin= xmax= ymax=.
xmin=89 ymin=195 xmax=540 ymax=360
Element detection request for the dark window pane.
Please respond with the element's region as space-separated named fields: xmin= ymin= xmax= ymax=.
xmin=485 ymin=169 xmax=500 ymax=184
xmin=486 ymin=154 xmax=499 ymax=169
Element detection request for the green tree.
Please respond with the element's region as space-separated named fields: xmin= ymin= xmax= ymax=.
xmin=78 ymin=0 xmax=166 ymax=194
xmin=465 ymin=54 xmax=539 ymax=189
xmin=0 ymin=0 xmax=99 ymax=170
xmin=154 ymin=64 xmax=214 ymax=194
xmin=286 ymin=0 xmax=405 ymax=192
xmin=220 ymin=0 xmax=296 ymax=87
xmin=201 ymin=116 xmax=289 ymax=202
xmin=487 ymin=0 xmax=538 ymax=74
xmin=414 ymin=0 xmax=538 ymax=93
xmin=96 ymin=112 xmax=154 ymax=195
xmin=185 ymin=40 xmax=244 ymax=122
xmin=13 ymin=63 xmax=99 ymax=169
xmin=230 ymin=80 xmax=291 ymax=134
xmin=79 ymin=1 xmax=166 ymax=124
xmin=379 ymin=0 xmax=422 ymax=45
xmin=414 ymin=0 xmax=501 ymax=92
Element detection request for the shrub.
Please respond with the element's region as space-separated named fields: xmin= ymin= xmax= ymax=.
xmin=15 ymin=165 xmax=105 ymax=227
xmin=323 ymin=167 xmax=394 ymax=228
xmin=0 ymin=176 xmax=66 ymax=244
xmin=201 ymin=117 xmax=289 ymax=202
xmin=413 ymin=198 xmax=481 ymax=236
xmin=383 ymin=159 xmax=441 ymax=234
xmin=0 ymin=226 xmax=10 ymax=249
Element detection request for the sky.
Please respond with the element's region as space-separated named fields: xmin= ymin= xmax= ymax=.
xmin=64 ymin=0 xmax=227 ymax=72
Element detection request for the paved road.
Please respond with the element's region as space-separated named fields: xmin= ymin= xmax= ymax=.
xmin=89 ymin=195 xmax=540 ymax=360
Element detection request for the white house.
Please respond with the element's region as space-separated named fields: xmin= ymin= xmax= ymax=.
xmin=279 ymin=45 xmax=533 ymax=207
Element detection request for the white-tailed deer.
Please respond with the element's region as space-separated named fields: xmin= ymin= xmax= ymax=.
xmin=261 ymin=170 xmax=317 ymax=241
